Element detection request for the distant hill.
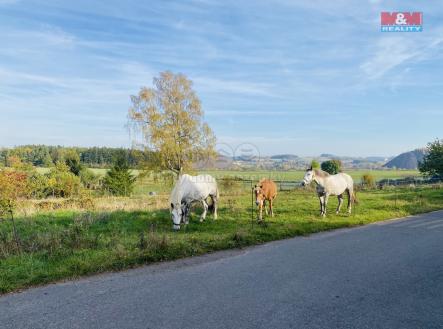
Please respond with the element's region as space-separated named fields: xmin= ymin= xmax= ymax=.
xmin=270 ymin=154 xmax=299 ymax=160
xmin=383 ymin=149 xmax=426 ymax=169
xmin=365 ymin=156 xmax=389 ymax=162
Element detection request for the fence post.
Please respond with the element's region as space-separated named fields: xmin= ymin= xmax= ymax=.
xmin=250 ymin=180 xmax=254 ymax=229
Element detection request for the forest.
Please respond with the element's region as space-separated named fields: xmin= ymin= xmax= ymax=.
xmin=0 ymin=145 xmax=151 ymax=168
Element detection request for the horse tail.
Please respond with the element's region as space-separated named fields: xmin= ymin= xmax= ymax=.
xmin=207 ymin=201 xmax=215 ymax=213
xmin=208 ymin=186 xmax=219 ymax=214
xmin=352 ymin=191 xmax=359 ymax=204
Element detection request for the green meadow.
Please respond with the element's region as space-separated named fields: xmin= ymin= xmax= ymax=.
xmin=36 ymin=167 xmax=420 ymax=181
xmin=1 ymin=183 xmax=442 ymax=294
xmin=201 ymin=169 xmax=420 ymax=182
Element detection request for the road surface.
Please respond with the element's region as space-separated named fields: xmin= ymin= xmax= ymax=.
xmin=1 ymin=211 xmax=443 ymax=329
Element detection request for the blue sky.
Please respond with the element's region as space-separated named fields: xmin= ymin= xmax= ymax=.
xmin=0 ymin=0 xmax=442 ymax=156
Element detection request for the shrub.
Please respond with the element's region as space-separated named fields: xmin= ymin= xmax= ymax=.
xmin=80 ymin=169 xmax=101 ymax=190
xmin=64 ymin=151 xmax=84 ymax=176
xmin=45 ymin=162 xmax=82 ymax=197
xmin=219 ymin=176 xmax=243 ymax=195
xmin=0 ymin=170 xmax=29 ymax=212
xmin=321 ymin=160 xmax=342 ymax=174
xmin=361 ymin=174 xmax=376 ymax=188
xmin=102 ymin=154 xmax=136 ymax=196
xmin=0 ymin=170 xmax=29 ymax=252
xmin=310 ymin=160 xmax=320 ymax=169
xmin=26 ymin=171 xmax=49 ymax=199
xmin=419 ymin=139 xmax=443 ymax=178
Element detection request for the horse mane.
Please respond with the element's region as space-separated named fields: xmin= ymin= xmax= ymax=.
xmin=169 ymin=176 xmax=185 ymax=205
xmin=314 ymin=169 xmax=330 ymax=178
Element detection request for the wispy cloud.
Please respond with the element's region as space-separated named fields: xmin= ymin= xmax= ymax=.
xmin=360 ymin=37 xmax=420 ymax=79
xmin=194 ymin=77 xmax=276 ymax=97
xmin=1 ymin=0 xmax=442 ymax=155
xmin=360 ymin=33 xmax=443 ymax=81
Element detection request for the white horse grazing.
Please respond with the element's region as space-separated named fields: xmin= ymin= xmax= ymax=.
xmin=169 ymin=174 xmax=219 ymax=230
xmin=302 ymin=168 xmax=357 ymax=217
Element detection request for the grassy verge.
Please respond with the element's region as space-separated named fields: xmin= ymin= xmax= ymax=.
xmin=1 ymin=186 xmax=442 ymax=294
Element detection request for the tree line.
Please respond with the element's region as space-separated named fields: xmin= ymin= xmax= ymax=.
xmin=0 ymin=145 xmax=152 ymax=168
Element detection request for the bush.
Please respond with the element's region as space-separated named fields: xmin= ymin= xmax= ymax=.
xmin=0 ymin=170 xmax=29 ymax=252
xmin=80 ymin=169 xmax=101 ymax=190
xmin=419 ymin=139 xmax=443 ymax=178
xmin=102 ymin=155 xmax=136 ymax=196
xmin=64 ymin=150 xmax=84 ymax=176
xmin=219 ymin=176 xmax=243 ymax=195
xmin=321 ymin=160 xmax=342 ymax=174
xmin=27 ymin=171 xmax=50 ymax=198
xmin=361 ymin=174 xmax=376 ymax=188
xmin=45 ymin=162 xmax=82 ymax=198
xmin=0 ymin=170 xmax=29 ymax=213
xmin=310 ymin=160 xmax=320 ymax=169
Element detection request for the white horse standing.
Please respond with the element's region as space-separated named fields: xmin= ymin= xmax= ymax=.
xmin=302 ymin=168 xmax=357 ymax=217
xmin=169 ymin=174 xmax=219 ymax=230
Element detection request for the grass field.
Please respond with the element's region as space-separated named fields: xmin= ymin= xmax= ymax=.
xmin=201 ymin=169 xmax=420 ymax=181
xmin=1 ymin=184 xmax=442 ymax=294
xmin=36 ymin=167 xmax=420 ymax=181
xmin=35 ymin=167 xmax=421 ymax=196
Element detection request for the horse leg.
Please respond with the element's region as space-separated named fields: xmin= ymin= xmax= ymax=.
xmin=184 ymin=203 xmax=190 ymax=224
xmin=347 ymin=189 xmax=352 ymax=214
xmin=258 ymin=202 xmax=263 ymax=221
xmin=336 ymin=194 xmax=344 ymax=214
xmin=270 ymin=199 xmax=274 ymax=217
xmin=200 ymin=200 xmax=208 ymax=222
xmin=264 ymin=200 xmax=268 ymax=216
xmin=323 ymin=194 xmax=329 ymax=217
xmin=211 ymin=194 xmax=218 ymax=220
xmin=319 ymin=195 xmax=324 ymax=216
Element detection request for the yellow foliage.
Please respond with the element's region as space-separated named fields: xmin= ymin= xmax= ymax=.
xmin=128 ymin=71 xmax=216 ymax=174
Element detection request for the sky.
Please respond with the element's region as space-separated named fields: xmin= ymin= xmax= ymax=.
xmin=0 ymin=0 xmax=442 ymax=157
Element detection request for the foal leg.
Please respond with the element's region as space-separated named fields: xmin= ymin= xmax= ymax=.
xmin=200 ymin=200 xmax=208 ymax=222
xmin=270 ymin=199 xmax=274 ymax=217
xmin=258 ymin=202 xmax=263 ymax=221
xmin=264 ymin=200 xmax=268 ymax=216
xmin=336 ymin=194 xmax=344 ymax=214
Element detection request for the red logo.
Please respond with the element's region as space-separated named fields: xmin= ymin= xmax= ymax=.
xmin=380 ymin=12 xmax=423 ymax=32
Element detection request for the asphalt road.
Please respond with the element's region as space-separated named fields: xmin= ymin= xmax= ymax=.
xmin=2 ymin=211 xmax=443 ymax=329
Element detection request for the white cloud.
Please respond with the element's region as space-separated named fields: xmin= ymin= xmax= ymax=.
xmin=360 ymin=37 xmax=420 ymax=79
xmin=194 ymin=77 xmax=276 ymax=97
xmin=360 ymin=31 xmax=443 ymax=80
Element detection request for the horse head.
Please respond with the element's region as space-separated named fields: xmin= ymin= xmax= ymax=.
xmin=253 ymin=184 xmax=265 ymax=206
xmin=170 ymin=202 xmax=183 ymax=230
xmin=302 ymin=167 xmax=315 ymax=186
